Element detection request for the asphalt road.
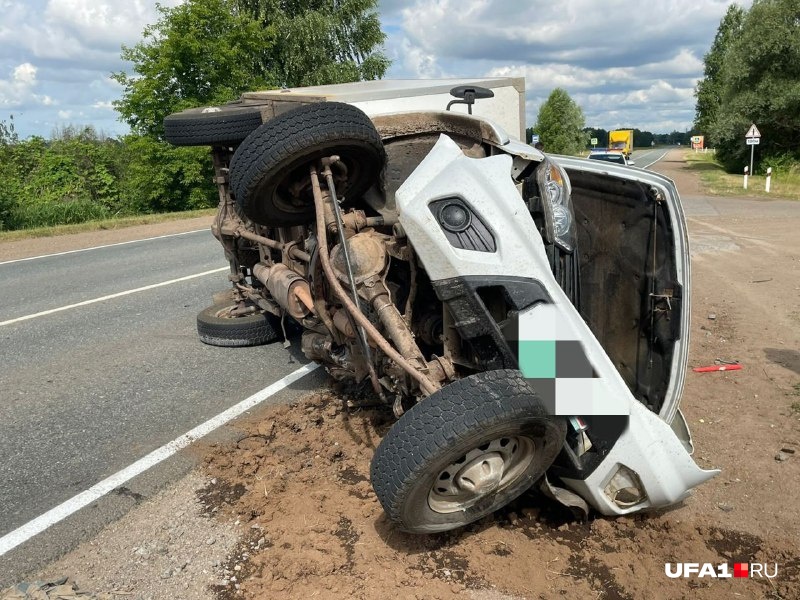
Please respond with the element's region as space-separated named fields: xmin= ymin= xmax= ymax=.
xmin=0 ymin=229 xmax=325 ymax=583
xmin=630 ymin=147 xmax=671 ymax=168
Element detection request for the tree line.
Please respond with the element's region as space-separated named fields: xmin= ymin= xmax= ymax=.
xmin=0 ymin=0 xmax=387 ymax=231
xmin=694 ymin=0 xmax=799 ymax=173
xmin=581 ymin=128 xmax=697 ymax=149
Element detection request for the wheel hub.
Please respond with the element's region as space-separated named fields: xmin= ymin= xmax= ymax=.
xmin=455 ymin=453 xmax=505 ymax=494
xmin=428 ymin=436 xmax=536 ymax=514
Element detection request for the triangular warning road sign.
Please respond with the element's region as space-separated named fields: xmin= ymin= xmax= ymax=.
xmin=745 ymin=124 xmax=761 ymax=138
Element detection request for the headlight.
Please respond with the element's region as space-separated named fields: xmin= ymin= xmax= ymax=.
xmin=552 ymin=205 xmax=571 ymax=237
xmin=535 ymin=159 xmax=576 ymax=252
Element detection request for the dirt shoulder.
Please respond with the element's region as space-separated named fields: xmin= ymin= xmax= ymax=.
xmin=4 ymin=153 xmax=800 ymax=599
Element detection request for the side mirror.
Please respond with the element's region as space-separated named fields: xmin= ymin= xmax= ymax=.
xmin=628 ymin=160 xmax=636 ymax=166
xmin=446 ymin=85 xmax=494 ymax=115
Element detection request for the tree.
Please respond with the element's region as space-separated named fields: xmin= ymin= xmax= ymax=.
xmin=113 ymin=0 xmax=272 ymax=137
xmin=0 ymin=128 xmax=128 ymax=230
xmin=693 ymin=4 xmax=745 ymax=138
xmin=0 ymin=115 xmax=18 ymax=146
xmin=235 ymin=0 xmax=390 ymax=89
xmin=702 ymin=0 xmax=800 ymax=171
xmin=583 ymin=127 xmax=608 ymax=148
xmin=533 ymin=89 xmax=588 ymax=155
xmin=113 ymin=0 xmax=389 ymax=138
xmin=110 ymin=0 xmax=389 ymax=219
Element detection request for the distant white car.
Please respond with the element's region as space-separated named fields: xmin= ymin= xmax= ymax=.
xmin=588 ymin=151 xmax=635 ymax=166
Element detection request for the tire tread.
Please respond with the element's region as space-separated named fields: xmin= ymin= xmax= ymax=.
xmin=164 ymin=107 xmax=263 ymax=146
xmin=229 ymin=102 xmax=384 ymax=226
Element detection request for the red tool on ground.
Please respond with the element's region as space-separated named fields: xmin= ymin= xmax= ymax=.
xmin=692 ymin=359 xmax=742 ymax=373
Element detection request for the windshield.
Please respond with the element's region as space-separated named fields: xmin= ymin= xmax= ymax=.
xmin=589 ymin=154 xmax=625 ymax=164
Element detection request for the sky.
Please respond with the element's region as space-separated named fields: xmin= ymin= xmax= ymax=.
xmin=0 ymin=0 xmax=749 ymax=139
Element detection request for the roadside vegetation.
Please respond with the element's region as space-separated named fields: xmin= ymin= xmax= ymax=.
xmin=684 ymin=151 xmax=800 ymax=199
xmin=0 ymin=0 xmax=387 ymax=233
xmin=694 ymin=1 xmax=800 ymax=175
xmin=0 ymin=121 xmax=214 ymax=232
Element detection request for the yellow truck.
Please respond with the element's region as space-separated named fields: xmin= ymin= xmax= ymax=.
xmin=608 ymin=129 xmax=634 ymax=158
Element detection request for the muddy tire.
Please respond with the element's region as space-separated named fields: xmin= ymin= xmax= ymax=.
xmin=229 ymin=102 xmax=385 ymax=227
xmin=196 ymin=303 xmax=280 ymax=347
xmin=163 ymin=105 xmax=263 ymax=147
xmin=370 ymin=370 xmax=566 ymax=533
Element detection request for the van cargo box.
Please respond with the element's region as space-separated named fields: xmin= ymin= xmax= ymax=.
xmin=240 ymin=78 xmax=526 ymax=140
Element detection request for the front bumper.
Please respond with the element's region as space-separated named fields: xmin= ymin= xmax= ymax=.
xmin=560 ymin=401 xmax=718 ymax=515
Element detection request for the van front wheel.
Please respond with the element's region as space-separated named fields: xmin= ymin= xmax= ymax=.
xmin=370 ymin=370 xmax=566 ymax=533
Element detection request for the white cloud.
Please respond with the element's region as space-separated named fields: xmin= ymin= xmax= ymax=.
xmin=45 ymin=0 xmax=165 ymax=51
xmin=0 ymin=0 xmax=183 ymax=70
xmin=387 ymin=0 xmax=751 ymax=131
xmin=624 ymin=81 xmax=695 ymax=105
xmin=0 ymin=62 xmax=54 ymax=108
xmin=399 ymin=0 xmax=734 ymax=66
xmin=0 ymin=1 xmax=185 ymax=135
xmin=399 ymin=38 xmax=445 ymax=79
xmin=488 ymin=63 xmax=638 ymax=92
xmin=13 ymin=63 xmax=36 ymax=86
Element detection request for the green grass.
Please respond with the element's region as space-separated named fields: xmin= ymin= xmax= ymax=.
xmin=0 ymin=208 xmax=216 ymax=242
xmin=790 ymin=384 xmax=800 ymax=415
xmin=684 ymin=151 xmax=800 ymax=200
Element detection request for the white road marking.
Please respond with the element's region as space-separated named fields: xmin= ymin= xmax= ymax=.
xmin=0 ymin=267 xmax=229 ymax=327
xmin=642 ymin=150 xmax=670 ymax=169
xmin=0 ymin=229 xmax=209 ymax=266
xmin=0 ymin=362 xmax=321 ymax=557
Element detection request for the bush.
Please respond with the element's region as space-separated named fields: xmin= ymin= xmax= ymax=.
xmin=117 ymin=135 xmax=216 ymax=214
xmin=0 ymin=129 xmax=216 ymax=231
xmin=761 ymin=153 xmax=800 ymax=176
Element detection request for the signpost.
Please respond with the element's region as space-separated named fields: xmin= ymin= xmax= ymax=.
xmin=590 ymin=137 xmax=598 ymax=148
xmin=745 ymin=124 xmax=761 ymax=176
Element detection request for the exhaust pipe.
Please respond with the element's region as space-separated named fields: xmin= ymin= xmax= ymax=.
xmin=252 ymin=263 xmax=315 ymax=320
